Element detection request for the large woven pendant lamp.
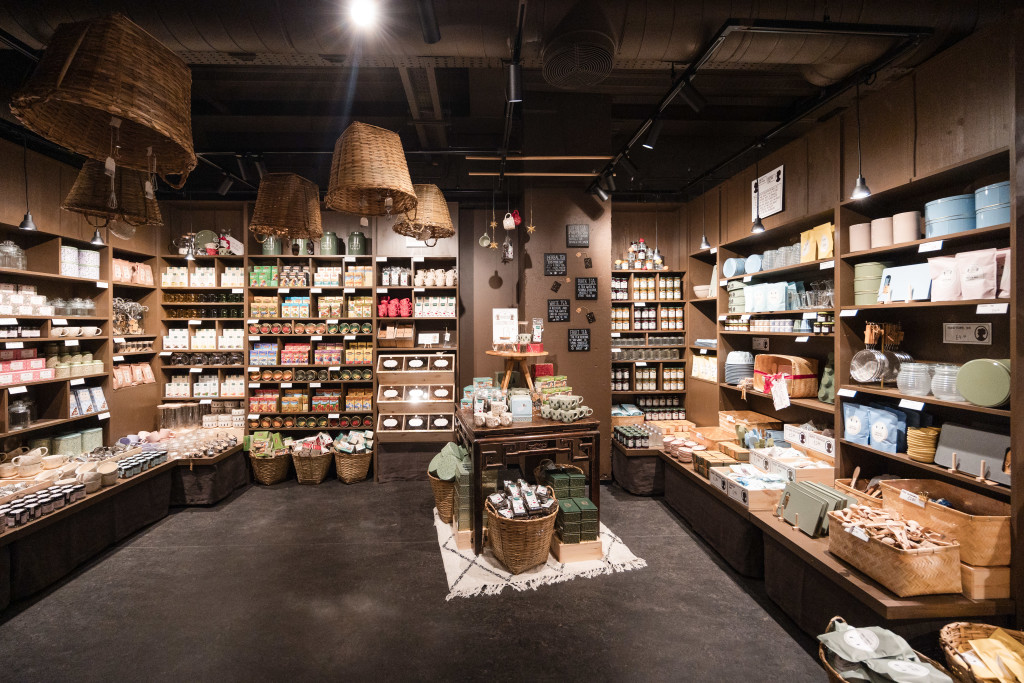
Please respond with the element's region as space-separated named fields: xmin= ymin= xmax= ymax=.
xmin=249 ymin=173 xmax=323 ymax=241
xmin=10 ymin=14 xmax=196 ymax=188
xmin=324 ymin=122 xmax=417 ymax=217
xmin=393 ymin=184 xmax=455 ymax=246
xmin=61 ymin=159 xmax=163 ymax=229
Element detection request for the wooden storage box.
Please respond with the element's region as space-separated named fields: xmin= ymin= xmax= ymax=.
xmin=826 ymin=510 xmax=962 ymax=597
xmin=749 ymin=447 xmax=834 ymax=485
xmin=752 ymin=354 xmax=818 ymax=398
xmin=719 ymin=442 xmax=749 ymax=462
xmin=834 ymin=478 xmax=882 ymax=508
xmin=550 ymin=535 xmax=602 ymax=562
xmin=691 ymin=425 xmax=737 ymax=451
xmin=960 ymin=563 xmax=1011 ymax=600
xmin=718 ymin=410 xmax=782 ymax=433
xmin=709 ymin=466 xmax=785 ymax=511
xmin=879 ymin=479 xmax=1011 ymax=567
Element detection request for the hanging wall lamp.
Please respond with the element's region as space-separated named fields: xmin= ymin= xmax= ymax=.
xmin=506 ymin=62 xmax=522 ymax=103
xmin=699 ymin=180 xmax=711 ymax=250
xmin=618 ymin=154 xmax=638 ymax=180
xmin=751 ymin=147 xmax=765 ymax=234
xmin=18 ymin=137 xmax=36 ymax=231
xmin=851 ymin=81 xmax=871 ymax=199
xmin=90 ymin=228 xmax=105 ymax=246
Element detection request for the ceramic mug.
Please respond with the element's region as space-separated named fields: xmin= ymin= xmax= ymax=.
xmin=540 ymin=405 xmax=553 ymax=419
xmin=561 ymin=394 xmax=584 ymax=408
xmin=16 ymin=461 xmax=42 ymax=477
xmin=484 ymin=414 xmax=500 ymax=428
xmin=61 ymin=326 xmax=82 ymax=337
xmin=77 ymin=471 xmax=103 ymax=494
xmin=577 ymin=405 xmax=594 ymax=417
xmin=2 ymin=446 xmax=29 ymax=463
xmin=503 ymin=212 xmax=516 ymax=230
xmin=42 ymin=453 xmax=66 ymax=470
xmin=551 ymin=409 xmax=566 ymax=421
xmin=79 ymin=326 xmax=103 ymax=337
xmin=96 ymin=461 xmax=118 ymax=487
xmin=472 ymin=413 xmax=486 ymax=428
xmin=499 ymin=413 xmax=513 ymax=427
xmin=12 ymin=451 xmax=42 ymax=467
xmin=0 ymin=462 xmax=17 ymax=478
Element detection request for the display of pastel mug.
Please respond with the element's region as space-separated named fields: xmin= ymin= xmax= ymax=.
xmin=3 ymin=446 xmax=29 ymax=463
xmin=552 ymin=409 xmax=566 ymax=421
xmin=79 ymin=326 xmax=103 ymax=337
xmin=77 ymin=471 xmax=102 ymax=494
xmin=42 ymin=453 xmax=66 ymax=470
xmin=577 ymin=406 xmax=594 ymax=417
xmin=499 ymin=413 xmax=513 ymax=426
xmin=0 ymin=462 xmax=17 ymax=478
xmin=60 ymin=326 xmax=82 ymax=337
xmin=503 ymin=212 xmax=516 ymax=230
xmin=540 ymin=405 xmax=553 ymax=419
xmin=12 ymin=451 xmax=42 ymax=467
xmin=560 ymin=394 xmax=584 ymax=408
xmin=16 ymin=460 xmax=42 ymax=477
xmin=484 ymin=414 xmax=500 ymax=428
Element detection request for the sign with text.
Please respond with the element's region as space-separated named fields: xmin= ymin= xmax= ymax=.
xmin=752 ymin=164 xmax=784 ymax=220
xmin=568 ymin=328 xmax=590 ymax=352
xmin=544 ymin=252 xmax=567 ymax=277
xmin=575 ymin=277 xmax=598 ymax=300
xmin=547 ymin=299 xmax=570 ymax=323
xmin=565 ymin=223 xmax=590 ymax=248
xmin=492 ymin=308 xmax=518 ymax=345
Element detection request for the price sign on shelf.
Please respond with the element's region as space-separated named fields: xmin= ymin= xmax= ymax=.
xmin=70 ymin=378 xmax=84 ymax=386
xmin=113 ymin=355 xmax=124 ymax=362
xmin=344 ymin=288 xmax=356 ymax=294
xmin=802 ymin=312 xmax=817 ymax=320
xmin=98 ymin=412 xmax=110 ymax=420
xmin=281 ymin=383 xmax=293 ymax=388
xmin=819 ymin=260 xmax=834 ymax=270
xmin=898 ymin=399 xmax=925 ymax=411
xmin=52 ymin=318 xmax=68 ymax=326
xmin=376 ymin=287 xmax=387 ymax=294
xmin=310 ymin=288 xmax=322 ymax=294
xmin=9 ymin=386 xmax=26 ymax=395
xmin=160 ymin=351 xmax=171 ymax=357
xmin=709 ymin=247 xmax=717 ymax=255
xmin=95 ymin=281 xmax=109 ymax=289
xmin=899 ymin=489 xmax=927 ymax=508
xmin=344 ymin=335 xmax=356 ymax=340
xmin=636 ymin=361 xmax=647 ymax=367
xmin=64 ymin=339 xmax=79 ymax=347
xmin=114 ymin=337 xmax=126 ymax=344
xmin=918 ymin=240 xmax=943 ymax=254
xmin=311 ymin=335 xmax=323 ymax=341
xmin=200 ymin=399 xmax=212 ymax=405
xmin=795 ymin=336 xmax=809 ymax=343
xmin=329 ymin=413 xmax=341 ymax=419
xmin=700 ymin=349 xmax=708 ymax=355
xmin=840 ymin=309 xmax=859 ymax=318
xmin=743 ymin=275 xmax=752 ymax=283
xmin=976 ymin=303 xmax=1008 ymax=314
xmin=190 ymin=367 xmax=201 ymax=373
xmin=248 ymin=383 xmax=261 ymax=389
xmin=5 ymin=341 xmax=23 ymax=349
xmin=837 ymin=388 xmax=857 ymax=398
xmin=345 ymin=256 xmax=357 ymax=263
xmin=310 ymin=382 xmax=321 ymax=388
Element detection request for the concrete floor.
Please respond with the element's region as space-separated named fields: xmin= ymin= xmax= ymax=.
xmin=0 ymin=481 xmax=825 ymax=682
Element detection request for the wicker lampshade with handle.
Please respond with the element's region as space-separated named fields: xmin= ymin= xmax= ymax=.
xmin=10 ymin=14 xmax=196 ymax=188
xmin=325 ymin=122 xmax=417 ymax=217
xmin=250 ymin=173 xmax=323 ymax=241
xmin=61 ymin=159 xmax=163 ymax=228
xmin=393 ymin=184 xmax=455 ymax=242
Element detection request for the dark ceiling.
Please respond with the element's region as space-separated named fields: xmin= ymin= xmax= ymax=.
xmin=0 ymin=1 xmax=1010 ymax=205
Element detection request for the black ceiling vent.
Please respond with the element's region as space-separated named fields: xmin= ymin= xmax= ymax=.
xmin=541 ymin=2 xmax=616 ymax=89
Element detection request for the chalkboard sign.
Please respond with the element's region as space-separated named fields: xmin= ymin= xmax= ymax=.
xmin=575 ymin=277 xmax=598 ymax=300
xmin=566 ymin=223 xmax=590 ymax=248
xmin=544 ymin=252 xmax=567 ymax=277
xmin=568 ymin=328 xmax=590 ymax=352
xmin=547 ymin=299 xmax=570 ymax=323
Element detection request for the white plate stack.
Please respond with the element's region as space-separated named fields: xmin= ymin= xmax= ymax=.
xmin=724 ymin=351 xmax=755 ymax=386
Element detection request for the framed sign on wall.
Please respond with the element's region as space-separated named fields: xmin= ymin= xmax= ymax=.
xmin=544 ymin=253 xmax=567 ymax=276
xmin=566 ymin=223 xmax=590 ymax=248
xmin=547 ymin=299 xmax=570 ymax=323
xmin=568 ymin=328 xmax=590 ymax=352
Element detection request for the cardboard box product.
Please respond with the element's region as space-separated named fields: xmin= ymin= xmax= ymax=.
xmin=783 ymin=423 xmax=836 ymax=459
xmin=718 ymin=410 xmax=782 ymax=433
xmin=749 ymin=446 xmax=834 ymax=485
xmin=719 ymin=442 xmax=750 ymax=462
xmin=960 ymin=563 xmax=1010 ymax=600
xmin=709 ymin=464 xmax=786 ymax=510
xmin=692 ymin=425 xmax=738 ymax=451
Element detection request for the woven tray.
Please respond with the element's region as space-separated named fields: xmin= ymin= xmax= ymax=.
xmin=291 ymin=450 xmax=331 ymax=485
xmin=486 ymin=500 xmax=557 ymax=574
xmin=834 ymin=479 xmax=882 ymax=508
xmin=940 ymin=622 xmax=1024 ymax=683
xmin=429 ymin=472 xmax=455 ymax=523
xmin=335 ymin=450 xmax=372 ymax=484
xmin=820 ymin=617 xmax=951 ymax=683
xmin=250 ymin=452 xmax=289 ymax=486
xmin=753 ymin=354 xmax=819 ymax=397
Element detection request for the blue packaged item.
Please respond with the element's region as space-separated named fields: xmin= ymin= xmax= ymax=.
xmin=843 ymin=403 xmax=871 ymax=445
xmin=867 ymin=408 xmax=900 ymax=453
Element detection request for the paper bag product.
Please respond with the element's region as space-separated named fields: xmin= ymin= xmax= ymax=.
xmin=867 ymin=408 xmax=899 ymax=453
xmin=814 ymin=223 xmax=835 ymax=259
xmin=800 ymin=229 xmax=817 ymax=262
xmin=843 ymin=403 xmax=871 ymax=445
xmin=955 ymin=248 xmax=997 ymax=300
xmin=996 ymin=247 xmax=1010 ymax=299
xmin=928 ymin=256 xmax=961 ymax=302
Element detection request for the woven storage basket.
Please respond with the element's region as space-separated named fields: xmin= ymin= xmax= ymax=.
xmin=291 ymin=449 xmax=332 ymax=485
xmin=325 ymin=121 xmax=416 ymax=216
xmin=393 ymin=184 xmax=455 ymax=241
xmin=533 ymin=462 xmax=585 ymax=486
xmin=940 ymin=622 xmax=1024 ymax=683
xmin=250 ymin=173 xmax=322 ymax=240
xmin=879 ymin=479 xmax=1011 ymax=566
xmin=11 ymin=14 xmax=195 ymax=186
xmin=753 ymin=354 xmax=819 ymax=397
xmin=486 ymin=499 xmax=558 ymax=574
xmin=820 ymin=617 xmax=951 ymax=683
xmin=250 ymin=452 xmax=290 ymax=486
xmin=834 ymin=479 xmax=883 ymax=508
xmin=826 ymin=511 xmax=962 ymax=596
xmin=335 ymin=450 xmax=372 ymax=484
xmin=429 ymin=472 xmax=455 ymax=523
xmin=62 ymin=159 xmax=162 ymax=227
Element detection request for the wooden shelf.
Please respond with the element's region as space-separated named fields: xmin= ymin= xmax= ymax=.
xmin=719 ymin=383 xmax=835 ymax=414
xmin=840 ymin=299 xmax=1008 ymax=311
xmin=0 ymin=267 xmax=104 ymax=285
xmin=660 ymin=454 xmax=751 ymax=518
xmin=723 ymin=257 xmax=834 ymax=282
xmin=838 ymin=384 xmax=1011 ymax=418
xmin=685 ymin=297 xmax=717 ymax=304
xmin=3 ymin=337 xmax=106 ymax=344
xmin=612 ymin=299 xmax=686 ymax=304
xmin=612 ymin=441 xmax=661 ymax=457
xmin=611 ymin=389 xmax=684 ymax=395
xmin=842 ymin=223 xmax=1010 ymax=260
xmin=611 ymin=358 xmax=685 ymax=364
xmin=160 ymin=286 xmax=241 ymax=290
xmin=249 ymin=411 xmax=371 ymax=417
xmin=720 ymin=330 xmax=834 ymax=338
xmin=0 ymin=412 xmax=103 ymax=440
xmin=246 ymin=364 xmax=372 ymax=369
xmin=688 ymin=376 xmax=719 ymax=386
xmin=376 ymin=430 xmax=454 ymax=443
xmin=2 ymin=371 xmax=106 ymax=389
xmin=723 ymin=308 xmax=834 ymax=317
xmin=610 ymin=344 xmax=687 ymax=350
xmin=163 ymin=365 xmax=245 ymax=370
xmin=245 ymin=379 xmax=372 ymax=385
xmin=161 ymin=302 xmax=244 ymax=306
xmin=111 ymin=281 xmax=158 ymax=291
xmin=613 ymin=269 xmax=684 ymax=274
xmin=113 ymin=350 xmax=158 ymax=357
xmin=161 ymin=396 xmax=245 ymax=401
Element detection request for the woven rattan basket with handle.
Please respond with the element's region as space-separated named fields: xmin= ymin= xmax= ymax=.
xmin=486 ymin=499 xmax=558 ymax=574
xmin=335 ymin=450 xmax=372 ymax=484
xmin=325 ymin=122 xmax=417 ymax=216
xmin=429 ymin=472 xmax=455 ymax=523
xmin=753 ymin=354 xmax=819 ymax=398
xmin=533 ymin=462 xmax=585 ymax=487
xmin=62 ymin=159 xmax=162 ymax=227
xmin=250 ymin=452 xmax=290 ymax=486
xmin=11 ymin=14 xmax=196 ymax=187
xmin=393 ymin=184 xmax=455 ymax=242
xmin=820 ymin=617 xmax=952 ymax=683
xmin=940 ymin=622 xmax=1024 ymax=683
xmin=291 ymin=449 xmax=332 ymax=485
xmin=250 ymin=173 xmax=323 ymax=240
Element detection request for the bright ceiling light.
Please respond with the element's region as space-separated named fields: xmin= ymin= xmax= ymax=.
xmin=350 ymin=0 xmax=379 ymax=29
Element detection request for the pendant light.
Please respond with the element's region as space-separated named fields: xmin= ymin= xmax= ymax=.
xmin=751 ymin=148 xmax=765 ymax=234
xmin=90 ymin=228 xmax=105 ymax=246
xmin=18 ymin=136 xmax=36 ymax=231
xmin=699 ymin=179 xmax=711 ymax=250
xmin=850 ymin=81 xmax=871 ymax=199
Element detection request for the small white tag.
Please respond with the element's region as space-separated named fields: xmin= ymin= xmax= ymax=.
xmin=740 ymin=314 xmax=751 ymax=322
xmin=610 ymin=332 xmax=621 ymax=338
xmin=231 ymin=288 xmax=243 ymax=294
xmin=918 ymin=240 xmax=943 ymax=253
xmin=611 ymin=348 xmax=622 ymax=353
xmin=190 ymin=368 xmax=201 ymax=373
xmin=98 ymin=412 xmax=110 ymax=421
xmin=344 ymin=335 xmax=355 ymax=340
xmin=5 ymin=341 xmax=23 ymax=349
xmin=375 ymin=256 xmax=387 ymax=262
xmin=113 ymin=356 xmax=124 ymax=362
xmin=0 ymin=318 xmax=16 ymax=326
xmin=311 ymin=335 xmax=323 ymax=341
xmin=249 ymin=335 xmax=261 ymax=341
xmin=248 ymin=413 xmax=259 ymax=420
xmin=819 ymin=260 xmax=834 ymax=270
xmin=795 ymin=336 xmax=809 ymax=343
xmin=709 ymin=247 xmax=717 ymax=254
xmin=345 ymin=256 xmax=357 ymax=263
xmin=9 ymin=385 xmax=26 ymax=394
xmin=160 ymin=351 xmax=172 ymax=357
xmin=412 ymin=257 xmax=424 ymax=263
xmin=114 ymin=337 xmax=126 ymax=344
xmin=281 ymin=382 xmax=293 ymax=388
xmin=414 ymin=287 xmax=425 ymax=293
xmin=310 ymin=382 xmax=321 ymax=388
xmin=278 ymin=288 xmax=290 ymax=294
xmin=52 ymin=318 xmax=68 ymax=326
xmin=718 ymin=315 xmax=727 ymax=321
xmin=188 ymin=319 xmax=201 ymax=325
xmin=248 ymin=383 xmax=261 ymax=389
xmin=771 ymin=378 xmax=791 ymax=410
xmin=719 ymin=279 xmax=727 ymax=288
xmin=200 ymin=399 xmax=212 ymax=405
xmin=743 ymin=275 xmax=752 ymax=283
xmin=700 ymin=349 xmax=708 ymax=355
xmin=96 ymin=281 xmax=108 ymax=289
xmin=376 ymin=287 xmax=387 ymax=294
xmin=848 ymin=526 xmax=870 ymax=542
xmin=840 ymin=309 xmax=859 ymax=317
xmin=977 ymin=303 xmax=1008 ymax=314
xmin=898 ymin=399 xmax=925 ymax=411
xmin=636 ymin=361 xmax=647 ymax=367
xmin=802 ymin=312 xmax=817 ymax=319
xmin=837 ymin=388 xmax=857 ymax=398
xmin=248 ymin=367 xmax=259 ymax=373
xmin=247 ymin=319 xmax=258 ymax=325
xmin=329 ymin=413 xmax=341 ymax=419
xmin=899 ymin=489 xmax=926 ymax=508
xmin=634 ymin=302 xmax=645 ymax=307
xmin=327 ymin=319 xmax=339 ymax=325
xmin=311 ymin=288 xmax=322 ymax=294
xmin=65 ymin=339 xmax=79 ymax=347
xmin=71 ymin=378 xmax=85 ymax=386
xmin=329 ymin=366 xmax=341 ymax=371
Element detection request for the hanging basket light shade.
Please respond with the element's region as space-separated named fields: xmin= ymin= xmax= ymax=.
xmin=61 ymin=159 xmax=163 ymax=228
xmin=393 ymin=184 xmax=455 ymax=241
xmin=10 ymin=14 xmax=196 ymax=188
xmin=324 ymin=121 xmax=417 ymax=216
xmin=249 ymin=173 xmax=323 ymax=240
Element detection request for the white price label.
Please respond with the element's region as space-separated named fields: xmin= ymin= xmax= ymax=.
xmin=837 ymin=388 xmax=857 ymax=398
xmin=709 ymin=247 xmax=717 ymax=254
xmin=248 ymin=367 xmax=259 ymax=373
xmin=65 ymin=339 xmax=79 ymax=347
xmin=311 ymin=288 xmax=322 ymax=294
xmin=918 ymin=240 xmax=943 ymax=253
xmin=819 ymin=260 xmax=834 ymax=270
xmin=899 ymin=488 xmax=927 ymax=508
xmin=249 ymin=335 xmax=261 ymax=341
xmin=329 ymin=413 xmax=341 ymax=419
xmin=232 ymin=288 xmax=243 ymax=294
xmin=634 ymin=302 xmax=646 ymax=307
xmin=412 ymin=257 xmax=424 ymax=263
xmin=188 ymin=319 xmax=201 ymax=325
xmin=718 ymin=315 xmax=727 ymax=321
xmin=248 ymin=414 xmax=259 ymax=420
xmin=743 ymin=275 xmax=752 ymax=283
xmin=114 ymin=337 xmax=126 ymax=344
xmin=636 ymin=361 xmax=647 ymax=367
xmin=311 ymin=335 xmax=323 ymax=341
xmin=95 ymin=281 xmax=109 ymax=289
xmin=802 ymin=312 xmax=817 ymax=319
xmin=700 ymin=349 xmax=708 ymax=355
xmin=976 ymin=303 xmax=1008 ymax=314
xmin=281 ymin=382 xmax=293 ymax=389
xmin=0 ymin=318 xmax=15 ymax=326
xmin=795 ymin=336 xmax=809 ymax=343
xmin=98 ymin=412 xmax=110 ymax=420
xmin=848 ymin=526 xmax=870 ymax=542
xmin=329 ymin=366 xmax=341 ymax=372
xmin=327 ymin=319 xmax=339 ymax=325
xmin=344 ymin=335 xmax=355 ymax=340
xmin=898 ymin=399 xmax=925 ymax=411
xmin=68 ymin=378 xmax=83 ymax=386
xmin=610 ymin=332 xmax=621 ymax=338
xmin=345 ymin=256 xmax=357 ymax=263
xmin=840 ymin=309 xmax=859 ymax=317
xmin=278 ymin=288 xmax=290 ymax=294
xmin=200 ymin=399 xmax=212 ymax=405
xmin=160 ymin=351 xmax=172 ymax=357
xmin=247 ymin=319 xmax=258 ymax=325
xmin=190 ymin=368 xmax=201 ymax=373
xmin=719 ymin=279 xmax=727 ymax=288
xmin=9 ymin=386 xmax=26 ymax=394
xmin=414 ymin=287 xmax=425 ymax=293
xmin=5 ymin=342 xmax=23 ymax=349
xmin=52 ymin=318 xmax=68 ymax=326
xmin=375 ymin=256 xmax=387 ymax=262
xmin=611 ymin=348 xmax=622 ymax=353
xmin=310 ymin=382 xmax=321 ymax=388
xmin=376 ymin=287 xmax=387 ymax=294
xmin=248 ymin=383 xmax=261 ymax=389
xmin=740 ymin=314 xmax=751 ymax=322
xmin=113 ymin=356 xmax=125 ymax=362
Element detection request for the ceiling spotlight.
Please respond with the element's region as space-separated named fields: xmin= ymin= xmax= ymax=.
xmin=678 ymin=82 xmax=707 ymax=113
xmin=751 ymin=214 xmax=765 ymax=234
xmin=506 ymin=62 xmax=522 ymax=103
xmin=852 ymin=175 xmax=871 ymax=199
xmin=19 ymin=137 xmax=36 ymax=231
xmin=416 ymin=0 xmax=441 ymax=44
xmin=602 ymin=172 xmax=616 ymax=192
xmin=618 ymin=154 xmax=638 ymax=180
xmin=349 ymin=0 xmax=379 ymax=29
xmin=850 ymin=81 xmax=871 ymax=200
xmin=594 ymin=185 xmax=610 ymax=202
xmin=235 ymin=155 xmax=249 ymax=182
xmin=90 ymin=228 xmax=105 ymax=246
xmin=185 ymin=251 xmax=195 ymax=262
xmin=217 ymin=175 xmax=234 ymax=196
xmin=642 ymin=118 xmax=663 ymax=150
xmin=255 ymin=159 xmax=268 ymax=180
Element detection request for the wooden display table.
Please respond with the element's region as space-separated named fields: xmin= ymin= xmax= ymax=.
xmin=454 ymin=409 xmax=600 ymax=555
xmin=484 ymin=350 xmax=549 ymax=391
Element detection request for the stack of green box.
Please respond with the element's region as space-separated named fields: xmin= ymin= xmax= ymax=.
xmin=575 ymin=497 xmax=599 ymax=542
xmin=556 ymin=499 xmax=581 ymax=544
xmin=452 ymin=462 xmax=472 ymax=531
xmin=568 ymin=472 xmax=586 ymax=498
xmin=547 ymin=472 xmax=570 ymax=500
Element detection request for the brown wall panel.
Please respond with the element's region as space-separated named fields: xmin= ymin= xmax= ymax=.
xmin=841 ymin=77 xmax=915 ymax=199
xmin=610 ymin=204 xmax=685 ymax=269
xmin=806 ymin=118 xmax=842 ymax=214
xmin=760 ymin=137 xmax=808 ymax=232
xmin=722 ymin=174 xmax=752 ymax=244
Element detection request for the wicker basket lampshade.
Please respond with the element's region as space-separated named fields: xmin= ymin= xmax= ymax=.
xmin=325 ymin=122 xmax=417 ymax=216
xmin=393 ymin=184 xmax=455 ymax=242
xmin=10 ymin=14 xmax=196 ymax=188
xmin=250 ymin=173 xmax=323 ymax=240
xmin=61 ymin=159 xmax=162 ymax=228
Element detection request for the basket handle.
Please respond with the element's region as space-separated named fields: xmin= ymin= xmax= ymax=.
xmin=825 ymin=616 xmax=847 ymax=634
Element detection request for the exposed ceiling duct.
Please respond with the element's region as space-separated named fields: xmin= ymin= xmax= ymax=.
xmin=540 ymin=0 xmax=616 ymax=89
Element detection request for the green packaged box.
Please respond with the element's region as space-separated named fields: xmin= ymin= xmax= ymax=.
xmin=558 ymin=521 xmax=580 ymax=535
xmin=574 ymin=497 xmax=599 ymax=521
xmin=556 ymin=499 xmax=580 ymax=524
xmin=580 ymin=529 xmax=598 ymax=542
xmin=581 ymin=519 xmax=599 ymax=533
xmin=559 ymin=530 xmax=581 ymax=544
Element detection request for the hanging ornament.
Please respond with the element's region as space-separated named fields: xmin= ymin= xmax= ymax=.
xmin=526 ymin=194 xmax=536 ymax=234
xmin=501 ymin=233 xmax=513 ymax=263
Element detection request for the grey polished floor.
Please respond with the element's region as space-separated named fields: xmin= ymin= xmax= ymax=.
xmin=0 ymin=481 xmax=825 ymax=681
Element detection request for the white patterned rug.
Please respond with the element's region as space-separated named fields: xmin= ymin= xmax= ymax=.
xmin=433 ymin=509 xmax=647 ymax=600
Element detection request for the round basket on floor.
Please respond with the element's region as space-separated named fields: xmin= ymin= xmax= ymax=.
xmin=533 ymin=461 xmax=584 ymax=486
xmin=291 ymin=450 xmax=331 ymax=485
xmin=250 ymin=452 xmax=290 ymax=486
xmin=429 ymin=472 xmax=455 ymax=523
xmin=485 ymin=499 xmax=557 ymax=575
xmin=820 ymin=617 xmax=951 ymax=683
xmin=335 ymin=450 xmax=372 ymax=484
xmin=940 ymin=622 xmax=1024 ymax=683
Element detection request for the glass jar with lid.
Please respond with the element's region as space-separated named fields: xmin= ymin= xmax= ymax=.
xmin=8 ymin=399 xmax=31 ymax=431
xmin=69 ymin=297 xmax=89 ymax=316
xmin=931 ymin=364 xmax=964 ymax=401
xmin=896 ymin=362 xmax=932 ymax=397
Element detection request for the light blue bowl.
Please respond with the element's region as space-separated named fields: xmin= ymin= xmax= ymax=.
xmin=975 ymin=181 xmax=1010 ymax=210
xmin=744 ymin=254 xmax=762 ymax=274
xmin=925 ymin=194 xmax=974 ymax=221
xmin=976 ymin=203 xmax=1010 ymax=229
xmin=925 ymin=215 xmax=976 ymax=238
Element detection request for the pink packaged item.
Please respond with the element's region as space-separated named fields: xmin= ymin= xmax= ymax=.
xmin=955 ymin=248 xmax=997 ymax=300
xmin=927 ymin=256 xmax=961 ymax=302
xmin=996 ymin=248 xmax=1010 ymax=299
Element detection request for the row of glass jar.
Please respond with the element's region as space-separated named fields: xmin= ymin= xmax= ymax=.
xmin=164 ymin=292 xmax=245 ymax=303
xmin=165 ymin=307 xmax=244 ymax=319
xmin=895 ymin=363 xmax=964 ymax=401
xmin=51 ymin=298 xmax=97 ymax=317
xmin=612 ymin=348 xmax=681 ymax=361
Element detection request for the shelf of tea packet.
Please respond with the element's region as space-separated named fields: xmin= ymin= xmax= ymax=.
xmin=841 ymin=223 xmax=1009 ymax=260
xmin=0 ymin=267 xmax=105 ymax=285
xmin=837 ymin=384 xmax=1011 ymax=418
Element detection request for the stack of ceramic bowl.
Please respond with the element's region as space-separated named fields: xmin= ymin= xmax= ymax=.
xmin=956 ymin=358 xmax=1011 ymax=408
xmin=907 ymin=427 xmax=941 ymax=463
xmin=724 ymin=351 xmax=755 ymax=385
xmin=727 ymin=281 xmax=746 ymax=314
xmin=722 ymin=257 xmax=746 ymax=278
xmin=925 ymin=194 xmax=975 ymax=237
xmin=974 ymin=181 xmax=1010 ymax=229
xmin=852 ymin=261 xmax=892 ymax=306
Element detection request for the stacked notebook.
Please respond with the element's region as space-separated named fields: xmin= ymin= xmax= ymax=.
xmin=775 ymin=482 xmax=855 ymax=538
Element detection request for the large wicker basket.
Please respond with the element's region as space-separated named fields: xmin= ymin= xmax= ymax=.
xmin=325 ymin=122 xmax=417 ymax=216
xmin=250 ymin=173 xmax=323 ymax=240
xmin=250 ymin=452 xmax=290 ymax=486
xmin=62 ymin=159 xmax=163 ymax=227
xmin=820 ymin=617 xmax=951 ymax=683
xmin=393 ymin=184 xmax=455 ymax=242
xmin=291 ymin=449 xmax=332 ymax=485
xmin=335 ymin=450 xmax=372 ymax=484
xmin=940 ymin=622 xmax=1024 ymax=683
xmin=11 ymin=14 xmax=196 ymax=186
xmin=429 ymin=472 xmax=455 ymax=523
xmin=486 ymin=499 xmax=557 ymax=574
xmin=753 ymin=354 xmax=819 ymax=397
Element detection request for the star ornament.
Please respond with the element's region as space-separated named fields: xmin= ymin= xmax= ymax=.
xmin=489 ymin=220 xmax=497 ymax=230
xmin=526 ymin=223 xmax=536 ymax=234
xmin=488 ymin=240 xmax=498 ymax=249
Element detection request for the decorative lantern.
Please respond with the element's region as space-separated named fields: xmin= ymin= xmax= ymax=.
xmin=61 ymin=159 xmax=162 ymax=228
xmin=249 ymin=173 xmax=323 ymax=241
xmin=10 ymin=14 xmax=196 ymax=187
xmin=325 ymin=122 xmax=417 ymax=217
xmin=393 ymin=184 xmax=455 ymax=245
